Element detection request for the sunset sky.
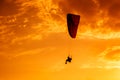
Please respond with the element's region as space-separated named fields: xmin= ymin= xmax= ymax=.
xmin=0 ymin=0 xmax=120 ymax=80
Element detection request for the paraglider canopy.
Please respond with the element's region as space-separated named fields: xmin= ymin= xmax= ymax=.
xmin=67 ymin=13 xmax=80 ymax=38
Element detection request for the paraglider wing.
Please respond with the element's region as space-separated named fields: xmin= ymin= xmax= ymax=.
xmin=67 ymin=13 xmax=80 ymax=38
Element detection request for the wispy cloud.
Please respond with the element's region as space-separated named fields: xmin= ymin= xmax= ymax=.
xmin=80 ymin=46 xmax=120 ymax=69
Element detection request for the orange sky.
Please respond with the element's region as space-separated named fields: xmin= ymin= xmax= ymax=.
xmin=0 ymin=0 xmax=120 ymax=80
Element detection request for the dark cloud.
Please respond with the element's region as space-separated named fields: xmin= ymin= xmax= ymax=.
xmin=0 ymin=1 xmax=43 ymax=54
xmin=11 ymin=6 xmax=41 ymax=36
xmin=0 ymin=0 xmax=21 ymax=16
xmin=98 ymin=0 xmax=114 ymax=9
xmin=55 ymin=0 xmax=120 ymax=32
xmin=108 ymin=3 xmax=120 ymax=19
xmin=0 ymin=6 xmax=41 ymax=42
xmin=97 ymin=0 xmax=120 ymax=21
xmin=58 ymin=0 xmax=98 ymax=19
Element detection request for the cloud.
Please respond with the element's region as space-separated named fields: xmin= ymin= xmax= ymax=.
xmin=1 ymin=0 xmax=120 ymax=57
xmin=87 ymin=46 xmax=120 ymax=69
xmin=99 ymin=46 xmax=120 ymax=61
xmin=0 ymin=0 xmax=21 ymax=16
xmin=108 ymin=2 xmax=120 ymax=19
xmin=52 ymin=0 xmax=120 ymax=39
xmin=13 ymin=47 xmax=55 ymax=58
xmin=57 ymin=0 xmax=98 ymax=19
xmin=0 ymin=0 xmax=46 ymax=52
xmin=79 ymin=45 xmax=120 ymax=69
xmin=98 ymin=0 xmax=115 ymax=9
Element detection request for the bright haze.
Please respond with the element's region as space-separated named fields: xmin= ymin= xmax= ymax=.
xmin=0 ymin=0 xmax=120 ymax=80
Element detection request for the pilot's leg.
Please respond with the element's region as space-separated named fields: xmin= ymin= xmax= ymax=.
xmin=65 ymin=61 xmax=67 ymax=64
